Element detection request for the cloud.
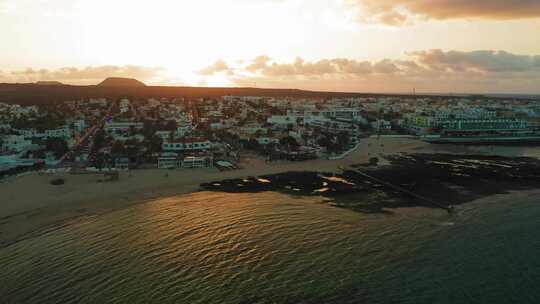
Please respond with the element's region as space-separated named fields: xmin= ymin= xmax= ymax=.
xmin=409 ymin=50 xmax=540 ymax=73
xmin=244 ymin=56 xmax=401 ymax=77
xmin=246 ymin=55 xmax=272 ymax=72
xmin=2 ymin=50 xmax=540 ymax=93
xmin=331 ymin=59 xmax=372 ymax=74
xmin=1 ymin=65 xmax=165 ymax=84
xmin=261 ymin=58 xmax=336 ymax=77
xmin=346 ymin=0 xmax=540 ymax=25
xmin=210 ymin=50 xmax=540 ymax=93
xmin=198 ymin=59 xmax=233 ymax=76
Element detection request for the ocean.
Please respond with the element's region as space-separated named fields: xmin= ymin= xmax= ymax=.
xmin=1 ymin=191 xmax=539 ymax=304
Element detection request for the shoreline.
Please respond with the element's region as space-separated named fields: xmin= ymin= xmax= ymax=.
xmin=2 ymin=137 xmax=540 ymax=248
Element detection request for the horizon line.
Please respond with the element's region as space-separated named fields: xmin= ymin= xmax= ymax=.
xmin=0 ymin=81 xmax=539 ymax=98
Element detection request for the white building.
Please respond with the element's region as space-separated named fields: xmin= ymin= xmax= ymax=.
xmin=267 ymin=115 xmax=299 ymax=127
xmin=72 ymin=120 xmax=87 ymax=133
xmin=210 ymin=122 xmax=225 ymax=130
xmin=114 ymin=157 xmax=130 ymax=170
xmin=0 ymin=124 xmax=11 ymax=131
xmin=155 ymin=131 xmax=172 ymax=140
xmin=181 ymin=156 xmax=211 ymax=169
xmin=239 ymin=124 xmax=267 ymax=135
xmin=2 ymin=135 xmax=34 ymax=152
xmin=158 ymin=152 xmax=179 ymax=169
xmin=177 ymin=124 xmax=193 ymax=137
xmin=45 ymin=127 xmax=72 ymax=139
xmin=371 ymin=120 xmax=392 ymax=130
xmin=162 ymin=139 xmax=212 ymax=152
xmin=308 ymin=117 xmax=359 ymax=134
xmin=105 ymin=122 xmax=144 ymax=133
xmin=321 ymin=108 xmax=362 ymax=120
xmin=157 ymin=153 xmax=212 ymax=169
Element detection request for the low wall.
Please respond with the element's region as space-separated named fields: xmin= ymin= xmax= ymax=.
xmin=328 ymin=142 xmax=361 ymax=160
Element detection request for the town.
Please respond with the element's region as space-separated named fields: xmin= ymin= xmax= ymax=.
xmin=1 ymin=94 xmax=540 ymax=178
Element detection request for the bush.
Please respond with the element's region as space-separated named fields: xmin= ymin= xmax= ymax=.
xmin=369 ymin=157 xmax=379 ymax=166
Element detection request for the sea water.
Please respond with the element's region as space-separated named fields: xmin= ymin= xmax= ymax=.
xmin=1 ymin=191 xmax=539 ymax=303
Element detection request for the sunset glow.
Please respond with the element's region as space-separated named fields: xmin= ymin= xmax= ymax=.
xmin=1 ymin=0 xmax=539 ymax=93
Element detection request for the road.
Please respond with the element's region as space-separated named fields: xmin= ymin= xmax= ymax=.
xmin=57 ymin=102 xmax=115 ymax=166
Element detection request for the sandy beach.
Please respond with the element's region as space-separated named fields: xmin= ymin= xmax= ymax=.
xmin=2 ymin=137 xmax=540 ymax=247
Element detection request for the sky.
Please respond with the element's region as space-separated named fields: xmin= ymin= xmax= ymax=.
xmin=0 ymin=0 xmax=540 ymax=94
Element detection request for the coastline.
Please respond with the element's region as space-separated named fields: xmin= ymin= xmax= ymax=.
xmin=2 ymin=137 xmax=540 ymax=248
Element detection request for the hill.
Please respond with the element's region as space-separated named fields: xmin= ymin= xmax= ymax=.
xmin=36 ymin=81 xmax=64 ymax=86
xmin=97 ymin=77 xmax=146 ymax=87
xmin=0 ymin=83 xmax=379 ymax=105
xmin=0 ymin=82 xmax=496 ymax=106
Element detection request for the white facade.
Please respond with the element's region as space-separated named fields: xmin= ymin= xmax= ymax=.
xmin=210 ymin=122 xmax=225 ymax=130
xmin=105 ymin=122 xmax=144 ymax=133
xmin=2 ymin=135 xmax=33 ymax=152
xmin=157 ymin=153 xmax=212 ymax=169
xmin=73 ymin=120 xmax=86 ymax=133
xmin=110 ymin=134 xmax=145 ymax=142
xmin=155 ymin=131 xmax=172 ymax=140
xmin=181 ymin=156 xmax=209 ymax=168
xmin=240 ymin=125 xmax=267 ymax=135
xmin=309 ymin=118 xmax=359 ymax=134
xmin=321 ymin=108 xmax=362 ymax=120
xmin=12 ymin=127 xmax=71 ymax=140
xmin=371 ymin=120 xmax=392 ymax=130
xmin=177 ymin=124 xmax=193 ymax=137
xmin=114 ymin=157 xmax=130 ymax=170
xmin=158 ymin=152 xmax=179 ymax=169
xmin=267 ymin=115 xmax=300 ymax=127
xmin=162 ymin=140 xmax=212 ymax=152
xmin=45 ymin=127 xmax=71 ymax=139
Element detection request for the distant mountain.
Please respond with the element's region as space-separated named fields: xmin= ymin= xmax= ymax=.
xmin=1 ymin=81 xmax=530 ymax=106
xmin=36 ymin=81 xmax=64 ymax=86
xmin=97 ymin=77 xmax=146 ymax=87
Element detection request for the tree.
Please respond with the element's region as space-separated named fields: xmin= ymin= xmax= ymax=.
xmin=93 ymin=130 xmax=106 ymax=152
xmin=317 ymin=136 xmax=339 ymax=154
xmin=164 ymin=120 xmax=178 ymax=131
xmin=33 ymin=150 xmax=46 ymax=159
xmin=111 ymin=141 xmax=126 ymax=155
xmin=142 ymin=120 xmax=157 ymax=139
xmin=148 ymin=135 xmax=163 ymax=154
xmin=280 ymin=136 xmax=299 ymax=150
xmin=45 ymin=138 xmax=68 ymax=159
xmin=337 ymin=132 xmax=350 ymax=150
xmin=95 ymin=153 xmax=106 ymax=170
xmin=123 ymin=139 xmax=141 ymax=162
xmin=126 ymin=146 xmax=139 ymax=160
xmin=317 ymin=136 xmax=332 ymax=149
xmin=358 ymin=122 xmax=373 ymax=132
xmin=243 ymin=138 xmax=260 ymax=150
xmin=369 ymin=157 xmax=379 ymax=166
